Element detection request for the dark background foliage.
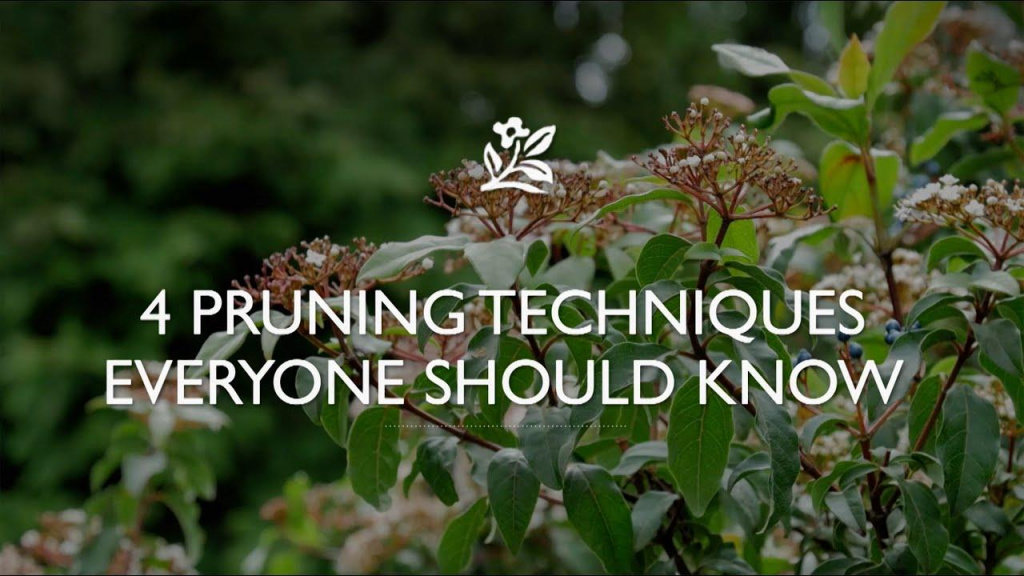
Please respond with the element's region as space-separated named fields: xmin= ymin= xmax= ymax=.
xmin=0 ymin=2 xmax=893 ymax=572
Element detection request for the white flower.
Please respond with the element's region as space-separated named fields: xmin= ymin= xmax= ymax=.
xmin=492 ymin=117 xmax=530 ymax=148
xmin=939 ymin=174 xmax=960 ymax=187
xmin=467 ymin=164 xmax=485 ymax=180
xmin=305 ymin=249 xmax=327 ymax=266
xmin=964 ymin=200 xmax=985 ymax=217
xmin=938 ymin=186 xmax=962 ymax=201
xmin=700 ymin=97 xmax=710 ymax=106
xmin=421 ymin=257 xmax=434 ymax=270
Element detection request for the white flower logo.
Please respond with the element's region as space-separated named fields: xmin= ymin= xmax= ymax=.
xmin=480 ymin=116 xmax=556 ymax=194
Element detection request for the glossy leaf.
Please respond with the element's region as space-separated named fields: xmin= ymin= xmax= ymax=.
xmin=464 ymin=236 xmax=528 ymax=289
xmin=487 ymin=448 xmax=540 ymax=554
xmin=866 ymin=1 xmax=947 ymax=107
xmin=751 ymin=390 xmax=800 ymax=532
xmin=417 ymin=436 xmax=460 ymax=506
xmin=667 ymin=379 xmax=733 ymax=517
xmin=899 ymin=479 xmax=949 ymax=574
xmin=937 ymin=385 xmax=1000 ymax=517
xmin=563 ymin=464 xmax=635 ymax=574
xmin=911 ymin=111 xmax=990 ymax=166
xmin=518 ymin=406 xmax=578 ymax=489
xmin=437 ymin=498 xmax=489 ymax=574
xmin=838 ymin=35 xmax=869 ymax=98
xmin=630 ymin=490 xmax=678 ymax=551
xmin=712 ymin=43 xmax=834 ymax=95
xmin=751 ymin=84 xmax=869 ymax=144
xmin=636 ymin=233 xmax=693 ymax=285
xmin=818 ymin=141 xmax=900 ymax=220
xmin=347 ymin=406 xmax=401 ymax=510
xmin=357 ymin=235 xmax=469 ymax=283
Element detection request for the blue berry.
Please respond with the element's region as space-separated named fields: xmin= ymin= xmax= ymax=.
xmin=911 ymin=321 xmax=921 ymax=331
xmin=884 ymin=319 xmax=902 ymax=333
xmin=849 ymin=342 xmax=864 ymax=359
xmin=796 ymin=349 xmax=812 ymax=363
xmin=837 ymin=331 xmax=851 ymax=342
xmin=884 ymin=331 xmax=899 ymax=345
xmin=924 ymin=160 xmax=941 ymax=176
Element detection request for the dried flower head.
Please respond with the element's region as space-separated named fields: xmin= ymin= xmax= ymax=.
xmin=639 ymin=102 xmax=829 ymax=222
xmin=234 ymin=237 xmax=403 ymax=309
xmin=897 ymin=176 xmax=1024 ymax=256
xmin=427 ymin=159 xmax=603 ymax=240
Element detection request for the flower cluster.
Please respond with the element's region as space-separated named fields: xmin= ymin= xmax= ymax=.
xmin=896 ymin=175 xmax=1024 ymax=247
xmin=814 ymin=249 xmax=936 ymax=327
xmin=9 ymin=510 xmax=193 ymax=575
xmin=639 ymin=101 xmax=828 ymax=222
xmin=428 ymin=158 xmax=607 ymax=241
xmin=234 ymin=237 xmax=404 ymax=309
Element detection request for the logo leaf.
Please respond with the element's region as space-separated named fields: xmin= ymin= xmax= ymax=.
xmin=523 ymin=125 xmax=555 ymax=157
xmin=483 ymin=142 xmax=502 ymax=177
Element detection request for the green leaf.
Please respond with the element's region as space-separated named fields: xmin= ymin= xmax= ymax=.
xmin=750 ymin=84 xmax=869 ymax=144
xmin=437 ymin=498 xmax=489 ymax=574
xmin=464 ymin=236 xmax=528 ymax=289
xmin=487 ymin=448 xmax=540 ymax=554
xmin=909 ymin=375 xmax=941 ymax=451
xmin=630 ymin=491 xmax=678 ymax=551
xmin=581 ymin=188 xmax=690 ymax=228
xmin=636 ymin=234 xmax=693 ymax=285
xmin=899 ymin=479 xmax=949 ymax=574
xmin=252 ymin=310 xmax=289 ymax=360
xmin=950 ymin=144 xmax=1022 ymax=180
xmin=799 ymin=413 xmax=847 ymax=450
xmin=417 ymin=437 xmax=460 ymax=506
xmin=357 ymin=235 xmax=469 ymax=283
xmin=942 ymin=545 xmax=984 ymax=575
xmin=819 ymin=141 xmax=900 ymax=220
xmin=751 ymin=391 xmax=799 ymax=532
xmin=320 ymin=382 xmax=349 ymax=447
xmin=937 ymin=385 xmax=1000 ymax=517
xmin=824 ymin=486 xmax=867 ymax=533
xmin=667 ymin=379 xmax=733 ymax=517
xmin=975 ymin=317 xmax=1024 ymax=425
xmin=294 ymin=356 xmax=333 ymax=425
xmin=518 ymin=406 xmax=578 ymax=489
xmin=966 ymin=43 xmax=1022 ymax=114
xmin=563 ymin=464 xmax=636 ymax=574
xmin=707 ymin=210 xmax=758 ymax=263
xmin=809 ymin=460 xmax=877 ymax=512
xmin=727 ymin=451 xmax=772 ymax=491
xmin=866 ymin=1 xmax=947 ymax=107
xmin=610 ymin=441 xmax=667 ymax=476
xmin=969 ymin=267 xmax=1019 ymax=296
xmin=911 ymin=111 xmax=991 ymax=166
xmin=838 ymin=35 xmax=870 ymax=98
xmin=188 ymin=330 xmax=248 ymax=378
xmin=347 ymin=406 xmax=401 ymax=510
xmin=525 ymin=239 xmax=549 ymax=276
xmin=712 ymin=44 xmax=835 ymax=95
xmin=537 ymin=256 xmax=595 ymax=289
xmin=926 ymin=236 xmax=988 ymax=271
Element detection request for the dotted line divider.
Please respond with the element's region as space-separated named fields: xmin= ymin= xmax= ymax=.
xmin=386 ymin=424 xmax=628 ymax=428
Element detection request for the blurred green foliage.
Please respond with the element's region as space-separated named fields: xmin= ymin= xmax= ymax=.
xmin=0 ymin=2 xmax=859 ymax=572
